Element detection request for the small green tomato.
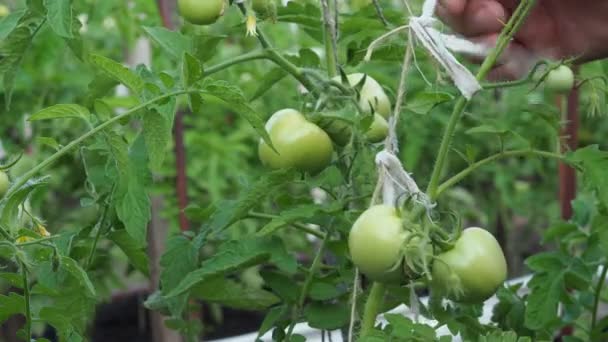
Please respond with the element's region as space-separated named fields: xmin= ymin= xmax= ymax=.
xmin=258 ymin=109 xmax=334 ymax=174
xmin=177 ymin=0 xmax=225 ymax=25
xmin=544 ymin=65 xmax=574 ymax=93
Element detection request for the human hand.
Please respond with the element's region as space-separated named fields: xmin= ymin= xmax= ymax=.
xmin=437 ymin=0 xmax=608 ymax=80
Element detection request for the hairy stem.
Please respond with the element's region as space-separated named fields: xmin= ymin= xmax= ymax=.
xmin=320 ymin=0 xmax=338 ymax=77
xmin=204 ymin=50 xmax=270 ymax=76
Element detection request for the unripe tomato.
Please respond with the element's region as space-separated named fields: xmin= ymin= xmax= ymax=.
xmin=432 ymin=227 xmax=507 ymax=303
xmin=178 ymin=0 xmax=225 ymax=26
xmin=334 ymin=73 xmax=392 ymax=119
xmin=252 ymin=0 xmax=277 ymax=19
xmin=365 ymin=114 xmax=389 ymax=143
xmin=0 ymin=5 xmax=9 ymax=18
xmin=258 ymin=109 xmax=334 ymax=174
xmin=348 ymin=205 xmax=406 ymax=282
xmin=0 ymin=171 xmax=9 ymax=198
xmin=544 ymin=65 xmax=574 ymax=93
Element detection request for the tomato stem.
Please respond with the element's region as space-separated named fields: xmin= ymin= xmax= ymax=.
xmin=426 ymin=0 xmax=538 ymax=200
xmin=360 ymin=282 xmax=386 ymax=337
xmin=247 ymin=211 xmax=326 ymax=238
xmin=320 ymin=0 xmax=338 ymax=77
xmin=203 ymin=50 xmax=269 ymax=77
xmin=435 ymin=149 xmax=569 ymax=197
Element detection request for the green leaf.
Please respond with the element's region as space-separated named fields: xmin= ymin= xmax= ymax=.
xmin=309 ymin=281 xmax=344 ymax=301
xmin=0 ymin=9 xmax=27 ymax=40
xmin=192 ymin=276 xmax=280 ymax=310
xmin=29 ymin=104 xmax=90 ymax=122
xmin=108 ymin=230 xmax=150 ymax=276
xmin=261 ymin=270 xmax=300 ymax=303
xmin=143 ymin=26 xmax=190 ymax=60
xmin=89 ymin=54 xmax=144 ymax=95
xmin=249 ymin=67 xmax=287 ymax=101
xmin=568 ymin=145 xmax=608 ymax=208
xmin=165 ymin=238 xmax=274 ymax=298
xmin=143 ymin=110 xmax=171 ymax=171
xmin=257 ymin=305 xmax=288 ymax=338
xmin=0 ymin=293 xmax=24 ymax=323
xmin=0 ymin=177 xmax=49 ymax=233
xmin=36 ymin=137 xmax=61 ymax=150
xmin=59 ymin=256 xmax=96 ymax=297
xmin=406 ymin=91 xmax=454 ymax=115
xmin=256 ymin=204 xmax=326 ymax=236
xmin=192 ymin=34 xmax=226 ymax=63
xmin=44 ymin=0 xmax=73 ymax=38
xmin=466 ymin=124 xmax=509 ymax=135
xmin=303 ymin=301 xmax=350 ymax=330
xmin=115 ymin=136 xmax=151 ymax=246
xmin=208 ymin=169 xmax=291 ymax=232
xmin=525 ymin=272 xmax=564 ymax=330
xmin=201 ymin=80 xmax=274 ymax=150
xmin=525 ymin=252 xmax=565 ymax=272
xmin=542 ymin=223 xmax=578 ymax=244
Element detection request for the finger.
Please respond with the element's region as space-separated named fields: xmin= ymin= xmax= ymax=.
xmin=437 ymin=0 xmax=507 ymax=37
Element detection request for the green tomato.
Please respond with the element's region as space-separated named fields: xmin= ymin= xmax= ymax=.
xmin=0 ymin=5 xmax=9 ymax=17
xmin=252 ymin=0 xmax=277 ymax=19
xmin=544 ymin=65 xmax=574 ymax=93
xmin=349 ymin=205 xmax=406 ymax=282
xmin=258 ymin=109 xmax=334 ymax=174
xmin=334 ymin=73 xmax=392 ymax=118
xmin=178 ymin=0 xmax=225 ymax=25
xmin=432 ymin=227 xmax=507 ymax=303
xmin=365 ymin=114 xmax=389 ymax=143
xmin=0 ymin=171 xmax=9 ymax=198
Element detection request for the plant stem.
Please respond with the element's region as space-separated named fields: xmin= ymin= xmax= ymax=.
xmin=436 ymin=149 xmax=567 ymax=196
xmin=6 ymin=90 xmax=195 ymax=197
xmin=21 ymin=262 xmax=31 ymax=342
xmin=15 ymin=235 xmax=62 ymax=247
xmin=286 ymin=233 xmax=329 ymax=339
xmin=320 ymin=0 xmax=338 ymax=77
xmin=360 ymin=282 xmax=386 ymax=338
xmin=0 ymin=224 xmax=11 ymax=240
xmin=203 ymin=50 xmax=270 ymax=76
xmin=592 ymin=264 xmax=608 ymax=331
xmin=426 ymin=0 xmax=538 ymax=200
xmin=247 ymin=211 xmax=326 ymax=239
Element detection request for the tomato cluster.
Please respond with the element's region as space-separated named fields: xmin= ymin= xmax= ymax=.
xmin=349 ymin=205 xmax=507 ymax=303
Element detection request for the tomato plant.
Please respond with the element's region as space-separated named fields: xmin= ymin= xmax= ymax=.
xmin=0 ymin=0 xmax=607 ymax=341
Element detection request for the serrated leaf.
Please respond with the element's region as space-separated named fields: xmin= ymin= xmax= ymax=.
xmin=308 ymin=281 xmax=344 ymax=301
xmin=36 ymin=137 xmax=61 ymax=150
xmin=257 ymin=305 xmax=288 ymax=338
xmin=192 ymin=34 xmax=225 ymax=62
xmin=568 ymin=145 xmax=608 ymax=207
xmin=250 ymin=67 xmax=287 ymax=101
xmin=192 ymin=276 xmax=279 ymax=310
xmin=542 ymin=223 xmax=578 ymax=243
xmin=208 ymin=169 xmax=291 ymax=232
xmin=0 ymin=293 xmax=24 ymax=323
xmin=165 ymin=239 xmax=272 ymax=298
xmin=256 ymin=204 xmax=325 ymax=236
xmin=143 ymin=26 xmax=190 ymax=60
xmin=303 ymin=302 xmax=350 ymax=330
xmin=143 ymin=110 xmax=171 ymax=171
xmin=0 ymin=9 xmax=27 ymax=40
xmin=89 ymin=54 xmax=144 ymax=95
xmin=201 ymin=80 xmax=274 ymax=149
xmin=59 ymin=256 xmax=96 ymax=297
xmin=406 ymin=91 xmax=453 ymax=115
xmin=0 ymin=177 xmax=49 ymax=233
xmin=29 ymin=104 xmax=90 ymax=122
xmin=525 ymin=252 xmax=565 ymax=272
xmin=108 ymin=230 xmax=150 ymax=276
xmin=44 ymin=0 xmax=73 ymax=38
xmin=261 ymin=270 xmax=299 ymax=303
xmin=525 ymin=272 xmax=564 ymax=330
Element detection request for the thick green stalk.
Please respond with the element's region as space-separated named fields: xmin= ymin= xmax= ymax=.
xmin=360 ymin=282 xmax=386 ymax=337
xmin=7 ymin=90 xmax=194 ymax=196
xmin=320 ymin=0 xmax=338 ymax=77
xmin=426 ymin=0 xmax=538 ymax=199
